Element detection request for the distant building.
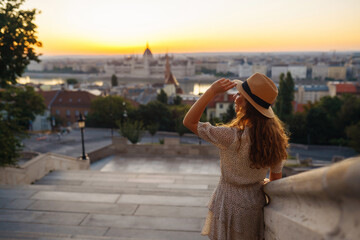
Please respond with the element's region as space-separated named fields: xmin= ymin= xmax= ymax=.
xmin=328 ymin=82 xmax=360 ymax=97
xmin=252 ymin=65 xmax=267 ymax=75
xmin=238 ymin=59 xmax=252 ymax=78
xmin=206 ymin=91 xmax=236 ymax=120
xmin=37 ymin=90 xmax=97 ymax=127
xmin=328 ymin=65 xmax=346 ymax=80
xmin=163 ymin=54 xmax=183 ymax=96
xmin=312 ymin=63 xmax=328 ymax=80
xmin=288 ymin=65 xmax=307 ymax=80
xmin=104 ymin=44 xmax=195 ymax=78
xmin=271 ymin=65 xmax=288 ymax=82
xmin=295 ymin=85 xmax=330 ymax=104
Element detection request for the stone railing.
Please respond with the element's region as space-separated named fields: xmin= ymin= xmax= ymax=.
xmin=0 ymin=152 xmax=89 ymax=185
xmin=112 ymin=136 xmax=219 ymax=158
xmin=264 ymin=157 xmax=360 ymax=240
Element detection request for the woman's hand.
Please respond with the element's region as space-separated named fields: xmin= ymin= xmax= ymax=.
xmin=208 ymin=78 xmax=237 ymax=96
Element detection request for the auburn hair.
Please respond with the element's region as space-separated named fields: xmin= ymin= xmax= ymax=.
xmin=225 ymin=100 xmax=289 ymax=169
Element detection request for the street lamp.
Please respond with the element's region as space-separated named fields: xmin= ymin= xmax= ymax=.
xmin=78 ymin=113 xmax=86 ymax=160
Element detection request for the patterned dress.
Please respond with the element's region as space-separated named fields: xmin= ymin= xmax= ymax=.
xmin=197 ymin=122 xmax=284 ymax=240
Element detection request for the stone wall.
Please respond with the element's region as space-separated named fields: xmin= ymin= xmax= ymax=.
xmin=264 ymin=157 xmax=360 ymax=240
xmin=112 ymin=137 xmax=219 ymax=158
xmin=0 ymin=152 xmax=89 ymax=185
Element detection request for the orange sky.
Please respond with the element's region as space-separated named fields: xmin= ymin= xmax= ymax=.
xmin=23 ymin=0 xmax=360 ymax=55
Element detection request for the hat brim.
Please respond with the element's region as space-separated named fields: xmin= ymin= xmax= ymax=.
xmin=234 ymin=80 xmax=275 ymax=118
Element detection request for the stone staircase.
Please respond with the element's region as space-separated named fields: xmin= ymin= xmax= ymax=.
xmin=0 ymin=170 xmax=220 ymax=240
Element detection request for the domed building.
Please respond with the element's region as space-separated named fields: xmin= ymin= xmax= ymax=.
xmin=104 ymin=44 xmax=195 ymax=79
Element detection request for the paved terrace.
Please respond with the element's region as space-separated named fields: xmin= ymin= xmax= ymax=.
xmin=0 ymin=156 xmax=220 ymax=240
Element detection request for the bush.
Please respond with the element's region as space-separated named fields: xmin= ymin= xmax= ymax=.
xmin=117 ymin=120 xmax=144 ymax=144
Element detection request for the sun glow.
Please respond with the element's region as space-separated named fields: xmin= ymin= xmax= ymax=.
xmin=23 ymin=0 xmax=360 ymax=55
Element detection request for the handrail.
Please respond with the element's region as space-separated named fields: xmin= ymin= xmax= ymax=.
xmin=264 ymin=157 xmax=360 ymax=240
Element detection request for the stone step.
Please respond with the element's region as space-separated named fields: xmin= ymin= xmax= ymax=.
xmin=0 ymin=169 xmax=214 ymax=240
xmin=0 ymin=230 xmax=144 ymax=240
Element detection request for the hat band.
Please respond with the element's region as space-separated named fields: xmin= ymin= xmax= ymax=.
xmin=242 ymin=81 xmax=271 ymax=109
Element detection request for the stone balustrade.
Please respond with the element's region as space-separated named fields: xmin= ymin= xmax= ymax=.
xmin=112 ymin=136 xmax=219 ymax=158
xmin=0 ymin=152 xmax=89 ymax=185
xmin=264 ymin=157 xmax=360 ymax=240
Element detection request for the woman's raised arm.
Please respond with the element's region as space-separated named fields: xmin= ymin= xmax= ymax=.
xmin=183 ymin=78 xmax=236 ymax=135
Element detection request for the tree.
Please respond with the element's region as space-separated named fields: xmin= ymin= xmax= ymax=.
xmin=146 ymin=123 xmax=159 ymax=143
xmin=0 ymin=86 xmax=46 ymax=129
xmin=117 ymin=120 xmax=144 ymax=144
xmin=0 ymin=119 xmax=23 ymax=167
xmin=346 ymin=121 xmax=360 ymax=152
xmin=66 ymin=78 xmax=78 ymax=85
xmin=86 ymin=95 xmax=130 ymax=128
xmin=0 ymin=0 xmax=42 ymax=88
xmin=157 ymin=89 xmax=168 ymax=104
xmin=111 ymin=74 xmax=118 ymax=87
xmin=135 ymin=101 xmax=172 ymax=131
xmin=222 ymin=103 xmax=236 ymax=123
xmin=275 ymin=72 xmax=294 ymax=122
xmin=173 ymin=95 xmax=182 ymax=105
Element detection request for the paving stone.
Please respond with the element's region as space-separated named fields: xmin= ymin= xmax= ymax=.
xmin=176 ymin=179 xmax=220 ymax=185
xmin=106 ymin=228 xmax=208 ymax=240
xmin=2 ymin=199 xmax=35 ymax=210
xmin=35 ymin=179 xmax=84 ymax=186
xmin=136 ymin=174 xmax=184 ymax=180
xmin=134 ymin=205 xmax=208 ymax=218
xmin=117 ymin=194 xmax=208 ymax=207
xmin=0 ymin=209 xmax=87 ymax=225
xmin=127 ymin=178 xmax=175 ymax=184
xmin=0 ymin=189 xmax=37 ymax=199
xmin=0 ymin=198 xmax=12 ymax=208
xmin=157 ymin=183 xmax=208 ymax=190
xmin=28 ymin=200 xmax=138 ymax=215
xmin=31 ymin=191 xmax=120 ymax=203
xmin=81 ymin=214 xmax=203 ymax=231
xmin=0 ymin=221 xmax=107 ymax=236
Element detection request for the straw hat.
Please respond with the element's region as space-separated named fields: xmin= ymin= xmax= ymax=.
xmin=234 ymin=73 xmax=278 ymax=118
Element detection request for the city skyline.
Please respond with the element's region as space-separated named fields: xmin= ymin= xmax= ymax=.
xmin=23 ymin=0 xmax=360 ymax=56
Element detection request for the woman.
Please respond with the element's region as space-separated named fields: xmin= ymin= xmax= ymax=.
xmin=183 ymin=73 xmax=289 ymax=240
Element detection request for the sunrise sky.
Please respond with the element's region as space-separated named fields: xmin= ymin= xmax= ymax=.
xmin=22 ymin=0 xmax=360 ymax=56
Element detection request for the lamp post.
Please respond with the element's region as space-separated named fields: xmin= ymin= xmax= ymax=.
xmin=78 ymin=113 xmax=86 ymax=160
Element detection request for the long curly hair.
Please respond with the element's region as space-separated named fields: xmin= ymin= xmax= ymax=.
xmin=225 ymin=99 xmax=289 ymax=169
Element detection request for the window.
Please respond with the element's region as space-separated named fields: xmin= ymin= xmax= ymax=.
xmin=78 ymin=98 xmax=81 ymax=102
xmin=66 ymin=110 xmax=70 ymax=117
xmin=75 ymin=110 xmax=79 ymax=117
xmin=69 ymin=98 xmax=72 ymax=102
xmin=56 ymin=110 xmax=60 ymax=115
xmin=84 ymin=110 xmax=88 ymax=116
xmin=219 ymin=104 xmax=223 ymax=109
xmin=59 ymin=98 xmax=62 ymax=102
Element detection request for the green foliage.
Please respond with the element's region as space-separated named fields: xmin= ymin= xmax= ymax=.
xmin=111 ymin=74 xmax=118 ymax=87
xmin=0 ymin=116 xmax=22 ymax=167
xmin=66 ymin=78 xmax=78 ymax=85
xmin=0 ymin=85 xmax=44 ymax=166
xmin=86 ymin=95 xmax=131 ymax=128
xmin=346 ymin=121 xmax=360 ymax=152
xmin=117 ymin=120 xmax=144 ymax=144
xmin=175 ymin=118 xmax=188 ymax=137
xmin=159 ymin=138 xmax=164 ymax=144
xmin=147 ymin=123 xmax=159 ymax=136
xmin=0 ymin=85 xmax=46 ymax=129
xmin=288 ymin=112 xmax=307 ymax=143
xmin=157 ymin=89 xmax=168 ymax=104
xmin=0 ymin=0 xmax=42 ymax=87
xmin=275 ymin=72 xmax=295 ymax=122
xmin=222 ymin=103 xmax=236 ymax=123
xmin=135 ymin=101 xmax=172 ymax=131
xmin=173 ymin=95 xmax=182 ymax=105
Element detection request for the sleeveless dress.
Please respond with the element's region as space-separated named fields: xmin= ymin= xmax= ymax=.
xmin=197 ymin=122 xmax=284 ymax=240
